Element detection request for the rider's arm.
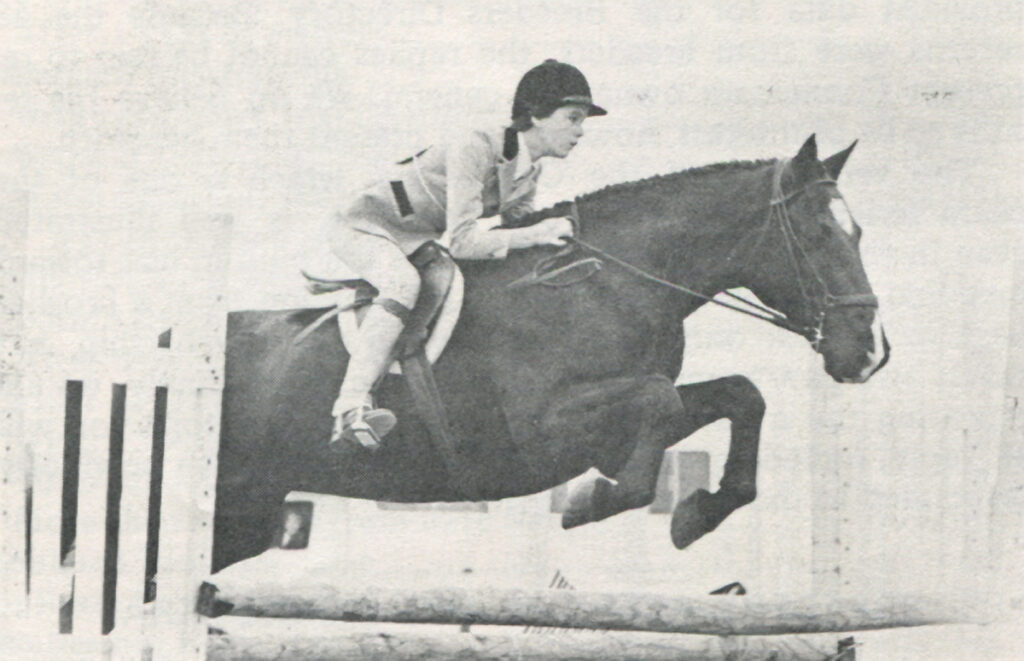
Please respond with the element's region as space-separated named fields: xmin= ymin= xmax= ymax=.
xmin=445 ymin=132 xmax=509 ymax=259
xmin=446 ymin=134 xmax=572 ymax=260
xmin=503 ymin=218 xmax=574 ymax=250
xmin=500 ymin=180 xmax=538 ymax=227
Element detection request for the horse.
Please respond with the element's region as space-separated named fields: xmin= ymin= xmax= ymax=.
xmin=212 ymin=134 xmax=889 ymax=572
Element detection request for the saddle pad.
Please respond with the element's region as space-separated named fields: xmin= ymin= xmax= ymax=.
xmin=337 ymin=266 xmax=464 ymax=375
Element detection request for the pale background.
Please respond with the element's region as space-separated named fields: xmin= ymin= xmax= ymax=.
xmin=2 ymin=1 xmax=1021 ymax=659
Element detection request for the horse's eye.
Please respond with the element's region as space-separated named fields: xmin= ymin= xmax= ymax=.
xmin=804 ymin=217 xmax=831 ymax=244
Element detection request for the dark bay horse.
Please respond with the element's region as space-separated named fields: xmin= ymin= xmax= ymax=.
xmin=212 ymin=135 xmax=889 ymax=571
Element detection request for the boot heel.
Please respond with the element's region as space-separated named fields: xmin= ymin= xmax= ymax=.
xmin=349 ymin=426 xmax=382 ymax=451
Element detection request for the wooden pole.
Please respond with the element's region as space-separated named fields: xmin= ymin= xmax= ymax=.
xmin=198 ymin=579 xmax=984 ymax=636
xmin=0 ymin=188 xmax=29 ymax=617
xmin=207 ymin=628 xmax=854 ymax=661
xmin=808 ymin=367 xmax=853 ymax=596
xmin=69 ymin=369 xmax=115 ymax=636
xmin=990 ymin=235 xmax=1024 ymax=609
xmin=152 ymin=214 xmax=233 ymax=661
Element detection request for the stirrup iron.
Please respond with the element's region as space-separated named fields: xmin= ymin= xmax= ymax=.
xmin=330 ymin=404 xmax=396 ymax=452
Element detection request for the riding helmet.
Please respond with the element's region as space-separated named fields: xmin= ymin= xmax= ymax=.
xmin=511 ymin=59 xmax=607 ymax=121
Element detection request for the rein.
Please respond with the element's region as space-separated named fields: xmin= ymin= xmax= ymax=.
xmin=563 ymin=236 xmax=809 ymax=334
xmin=555 ymin=159 xmax=879 ymax=347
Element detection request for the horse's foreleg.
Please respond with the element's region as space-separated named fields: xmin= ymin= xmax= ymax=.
xmin=669 ymin=375 xmax=765 ymax=550
xmin=551 ymin=375 xmax=685 ymax=529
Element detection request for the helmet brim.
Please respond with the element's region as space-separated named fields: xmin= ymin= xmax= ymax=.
xmin=559 ymin=95 xmax=607 ymax=117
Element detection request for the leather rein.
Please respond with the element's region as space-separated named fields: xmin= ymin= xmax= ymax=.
xmin=551 ymin=159 xmax=879 ymax=349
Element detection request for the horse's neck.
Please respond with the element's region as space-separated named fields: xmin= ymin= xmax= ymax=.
xmin=583 ymin=164 xmax=771 ymax=305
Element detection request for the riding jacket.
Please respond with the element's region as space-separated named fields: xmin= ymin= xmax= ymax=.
xmin=338 ymin=126 xmax=542 ymax=259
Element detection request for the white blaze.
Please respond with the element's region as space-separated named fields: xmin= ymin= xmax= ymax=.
xmin=855 ymin=311 xmax=885 ymax=381
xmin=830 ymin=197 xmax=856 ymax=235
xmin=831 ymin=198 xmax=856 ymax=237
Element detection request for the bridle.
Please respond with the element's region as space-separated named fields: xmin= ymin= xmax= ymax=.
xmin=563 ymin=158 xmax=879 ymax=350
xmin=732 ymin=157 xmax=879 ymax=348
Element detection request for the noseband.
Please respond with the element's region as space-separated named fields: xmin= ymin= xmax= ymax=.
xmin=562 ymin=158 xmax=878 ymax=349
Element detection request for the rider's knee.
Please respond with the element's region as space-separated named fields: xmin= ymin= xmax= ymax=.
xmin=378 ymin=266 xmax=421 ymax=311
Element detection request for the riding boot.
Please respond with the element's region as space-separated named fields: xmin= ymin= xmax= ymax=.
xmin=330 ymin=302 xmax=407 ymax=451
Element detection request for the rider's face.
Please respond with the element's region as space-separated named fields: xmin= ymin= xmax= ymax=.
xmin=530 ymin=105 xmax=587 ymax=159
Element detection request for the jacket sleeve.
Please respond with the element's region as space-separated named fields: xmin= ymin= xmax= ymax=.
xmin=499 ymin=182 xmax=538 ymax=227
xmin=445 ymin=133 xmax=513 ymax=260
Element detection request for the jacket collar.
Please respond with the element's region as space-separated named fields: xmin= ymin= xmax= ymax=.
xmin=497 ymin=127 xmax=517 ymax=203
xmin=514 ymin=131 xmax=535 ymax=179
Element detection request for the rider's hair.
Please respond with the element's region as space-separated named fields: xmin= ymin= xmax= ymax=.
xmin=510 ymin=104 xmax=560 ymax=132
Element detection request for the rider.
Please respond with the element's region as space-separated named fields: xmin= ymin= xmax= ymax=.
xmin=327 ymin=59 xmax=606 ymax=450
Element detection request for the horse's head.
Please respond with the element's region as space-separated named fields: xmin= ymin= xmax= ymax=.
xmin=741 ymin=135 xmax=889 ymax=383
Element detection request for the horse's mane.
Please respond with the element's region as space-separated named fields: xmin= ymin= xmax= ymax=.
xmin=570 ymin=158 xmax=776 ymax=208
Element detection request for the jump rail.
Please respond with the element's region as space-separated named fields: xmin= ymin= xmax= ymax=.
xmin=198 ymin=579 xmax=986 ymax=636
xmin=207 ymin=627 xmax=857 ymax=661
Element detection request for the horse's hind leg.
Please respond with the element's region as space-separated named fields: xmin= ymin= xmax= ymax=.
xmin=669 ymin=375 xmax=765 ymax=549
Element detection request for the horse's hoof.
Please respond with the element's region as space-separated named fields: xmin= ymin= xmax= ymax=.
xmin=561 ymin=476 xmax=613 ymax=530
xmin=670 ymin=488 xmax=712 ymax=550
xmin=561 ymin=508 xmax=588 ymax=530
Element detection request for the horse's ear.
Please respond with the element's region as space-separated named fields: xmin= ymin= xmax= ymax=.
xmin=823 ymin=140 xmax=858 ymax=180
xmin=791 ymin=134 xmax=819 ymax=182
xmin=794 ymin=134 xmax=818 ymax=164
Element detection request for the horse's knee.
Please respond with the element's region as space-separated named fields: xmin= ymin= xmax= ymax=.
xmin=721 ymin=375 xmax=766 ymax=419
xmin=377 ymin=268 xmax=421 ymax=311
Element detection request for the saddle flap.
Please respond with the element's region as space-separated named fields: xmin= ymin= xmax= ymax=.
xmin=402 ymin=241 xmax=457 ymax=346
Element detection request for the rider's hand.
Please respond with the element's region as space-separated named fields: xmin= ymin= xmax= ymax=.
xmin=534 ymin=217 xmax=575 ymax=247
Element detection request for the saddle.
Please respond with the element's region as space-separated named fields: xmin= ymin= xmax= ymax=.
xmin=297 ymin=202 xmax=598 ymax=497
